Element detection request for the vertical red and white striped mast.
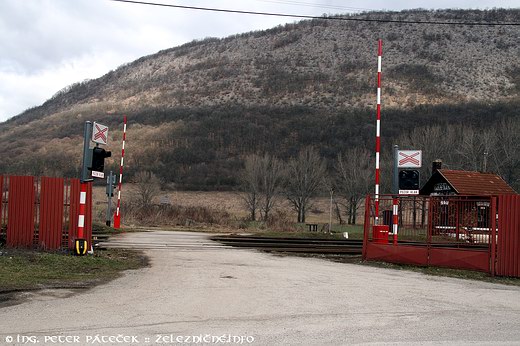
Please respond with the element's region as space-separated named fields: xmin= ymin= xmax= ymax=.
xmin=113 ymin=115 xmax=127 ymax=229
xmin=76 ymin=182 xmax=88 ymax=254
xmin=392 ymin=196 xmax=399 ymax=244
xmin=374 ymin=39 xmax=383 ymax=225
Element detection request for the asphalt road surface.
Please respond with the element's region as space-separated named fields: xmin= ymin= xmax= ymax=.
xmin=1 ymin=231 xmax=520 ymax=345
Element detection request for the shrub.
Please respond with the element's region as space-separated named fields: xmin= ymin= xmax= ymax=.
xmin=123 ymin=203 xmax=232 ymax=227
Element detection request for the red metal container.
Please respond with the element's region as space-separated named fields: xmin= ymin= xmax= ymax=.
xmin=372 ymin=225 xmax=389 ymax=244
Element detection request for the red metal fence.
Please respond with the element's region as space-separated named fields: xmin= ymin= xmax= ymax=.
xmin=0 ymin=175 xmax=92 ymax=251
xmin=363 ymin=194 xmax=520 ymax=277
xmin=496 ymin=194 xmax=520 ymax=277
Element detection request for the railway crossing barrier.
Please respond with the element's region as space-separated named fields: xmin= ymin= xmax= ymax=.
xmin=363 ymin=194 xmax=520 ymax=277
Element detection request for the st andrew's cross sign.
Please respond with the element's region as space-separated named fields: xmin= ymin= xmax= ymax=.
xmin=92 ymin=122 xmax=109 ymax=145
xmin=397 ymin=150 xmax=422 ymax=168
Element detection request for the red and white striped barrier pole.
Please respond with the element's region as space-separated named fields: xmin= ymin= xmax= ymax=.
xmin=113 ymin=115 xmax=127 ymax=229
xmin=392 ymin=197 xmax=399 ymax=245
xmin=374 ymin=39 xmax=383 ymax=225
xmin=78 ymin=183 xmax=87 ymax=238
xmin=75 ymin=182 xmax=88 ymax=255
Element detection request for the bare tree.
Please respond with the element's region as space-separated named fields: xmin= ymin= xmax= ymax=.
xmin=479 ymin=128 xmax=497 ymax=173
xmin=240 ymin=153 xmax=284 ymax=221
xmin=334 ymin=148 xmax=373 ymax=225
xmin=493 ymin=119 xmax=520 ymax=190
xmin=285 ymin=147 xmax=327 ymax=223
xmin=133 ymin=171 xmax=161 ymax=208
xmin=258 ymin=154 xmax=284 ymax=220
xmin=456 ymin=126 xmax=496 ymax=172
xmin=240 ymin=154 xmax=262 ymax=221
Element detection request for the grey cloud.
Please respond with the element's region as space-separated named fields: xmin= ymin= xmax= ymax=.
xmin=1 ymin=0 xmax=519 ymax=121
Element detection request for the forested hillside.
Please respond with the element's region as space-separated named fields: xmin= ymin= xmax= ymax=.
xmin=0 ymin=8 xmax=518 ymax=192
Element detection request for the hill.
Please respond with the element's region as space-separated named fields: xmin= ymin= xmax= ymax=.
xmin=0 ymin=8 xmax=519 ymax=191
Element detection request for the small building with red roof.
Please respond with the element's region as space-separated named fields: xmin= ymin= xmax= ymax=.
xmin=420 ymin=169 xmax=517 ymax=196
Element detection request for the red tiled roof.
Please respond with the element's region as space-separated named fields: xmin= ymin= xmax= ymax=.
xmin=438 ymin=169 xmax=517 ymax=195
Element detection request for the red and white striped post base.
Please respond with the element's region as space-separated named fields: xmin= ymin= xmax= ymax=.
xmin=392 ymin=197 xmax=399 ymax=245
xmin=74 ymin=182 xmax=88 ymax=255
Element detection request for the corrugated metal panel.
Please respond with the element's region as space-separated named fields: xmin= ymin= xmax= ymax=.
xmin=85 ymin=182 xmax=93 ymax=250
xmin=68 ymin=179 xmax=80 ymax=249
xmin=496 ymin=195 xmax=520 ymax=277
xmin=7 ymin=176 xmax=35 ymax=248
xmin=429 ymin=248 xmax=489 ymax=272
xmin=1 ymin=176 xmax=93 ymax=250
xmin=61 ymin=179 xmax=71 ymax=249
xmin=365 ymin=243 xmax=428 ymax=266
xmin=0 ymin=176 xmax=4 ymax=236
xmin=39 ymin=177 xmax=64 ymax=250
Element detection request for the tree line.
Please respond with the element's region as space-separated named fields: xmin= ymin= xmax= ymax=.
xmin=240 ymin=147 xmax=372 ymax=224
xmin=239 ymin=117 xmax=520 ymax=224
xmin=97 ymin=100 xmax=518 ymax=193
xmin=0 ymin=101 xmax=518 ymax=199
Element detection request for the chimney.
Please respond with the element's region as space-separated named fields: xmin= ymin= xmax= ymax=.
xmin=432 ymin=159 xmax=442 ymax=174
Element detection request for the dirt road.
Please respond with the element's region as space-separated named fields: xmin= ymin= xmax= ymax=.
xmin=1 ymin=231 xmax=520 ymax=345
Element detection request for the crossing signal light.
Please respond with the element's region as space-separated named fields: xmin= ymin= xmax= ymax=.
xmin=90 ymin=147 xmax=111 ymax=173
xmin=399 ymin=169 xmax=420 ymax=190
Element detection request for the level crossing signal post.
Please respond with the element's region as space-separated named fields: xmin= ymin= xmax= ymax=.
xmin=76 ymin=121 xmax=111 ymax=256
xmin=106 ymin=171 xmax=117 ymax=226
xmin=389 ymin=147 xmax=422 ymax=245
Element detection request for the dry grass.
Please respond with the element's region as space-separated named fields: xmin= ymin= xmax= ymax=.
xmin=92 ymin=186 xmax=352 ymax=226
xmin=163 ymin=191 xmax=344 ymax=224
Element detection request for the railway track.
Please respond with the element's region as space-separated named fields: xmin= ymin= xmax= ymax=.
xmin=210 ymin=235 xmax=363 ymax=254
xmin=95 ymin=232 xmax=487 ymax=253
xmin=92 ymin=233 xmax=111 ymax=248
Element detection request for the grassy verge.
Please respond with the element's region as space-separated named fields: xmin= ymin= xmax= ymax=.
xmin=282 ymin=253 xmax=520 ymax=286
xmin=361 ymin=258 xmax=520 ymax=286
xmin=0 ymin=247 xmax=148 ymax=293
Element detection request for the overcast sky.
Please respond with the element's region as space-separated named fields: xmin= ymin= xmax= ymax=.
xmin=0 ymin=0 xmax=518 ymax=122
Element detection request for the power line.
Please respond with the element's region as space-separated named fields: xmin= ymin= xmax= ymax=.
xmin=253 ymin=0 xmax=372 ymax=13
xmin=110 ymin=0 xmax=520 ymax=26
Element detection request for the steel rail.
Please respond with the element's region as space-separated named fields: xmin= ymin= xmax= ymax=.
xmin=210 ymin=236 xmax=363 ymax=254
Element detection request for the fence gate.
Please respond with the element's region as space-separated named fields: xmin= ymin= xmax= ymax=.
xmin=496 ymin=195 xmax=520 ymax=277
xmin=363 ymin=195 xmax=494 ymax=273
